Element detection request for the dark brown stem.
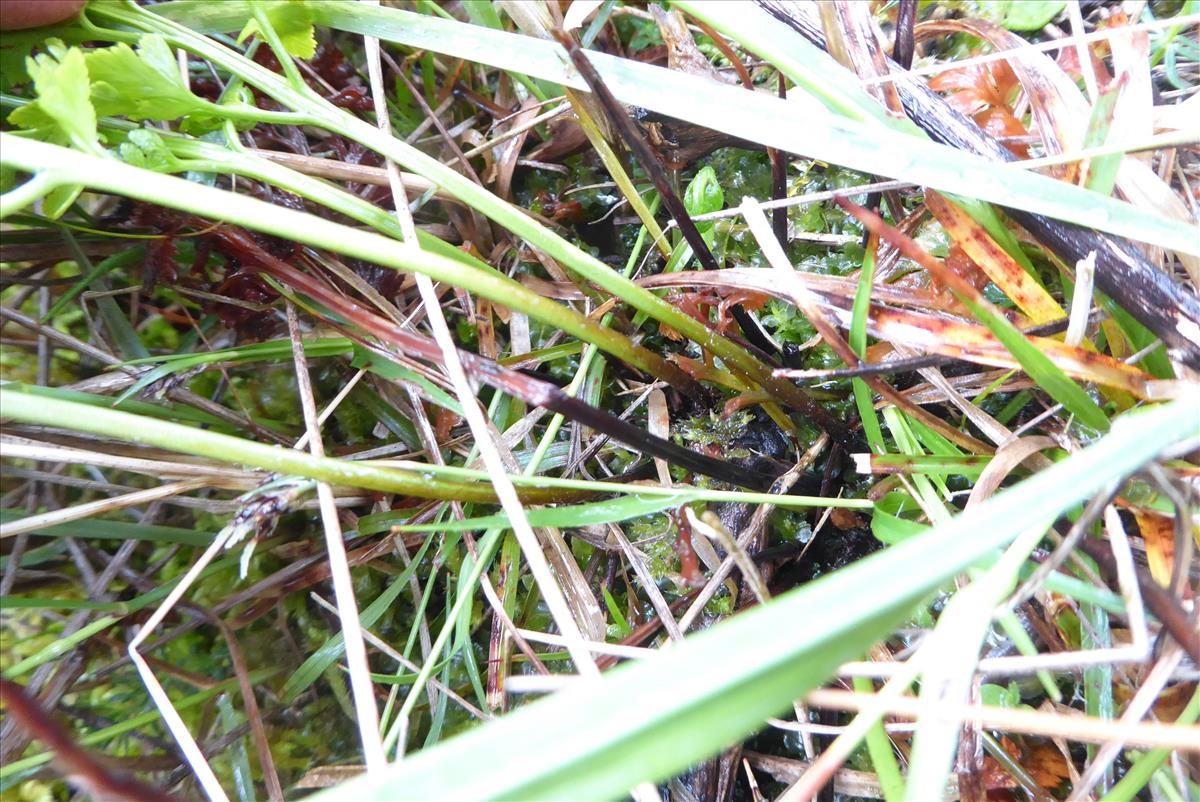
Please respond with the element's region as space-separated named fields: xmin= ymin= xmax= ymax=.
xmin=754 ymin=0 xmax=1200 ymax=371
xmin=1074 ymin=538 xmax=1200 ymax=664
xmin=771 ymin=74 xmax=789 ymax=247
xmin=893 ymin=0 xmax=917 ymax=70
xmin=0 ymin=678 xmax=180 ymax=802
xmin=209 ymin=614 xmax=284 ymax=802
xmin=552 ymin=29 xmax=782 ymax=361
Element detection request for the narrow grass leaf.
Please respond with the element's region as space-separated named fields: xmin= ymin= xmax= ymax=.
xmin=281 ymin=535 xmax=435 ymax=701
xmin=184 ymin=1 xmax=1200 ymax=252
xmin=358 ymin=494 xmax=685 ymax=536
xmin=308 ymin=400 xmax=1193 ymax=801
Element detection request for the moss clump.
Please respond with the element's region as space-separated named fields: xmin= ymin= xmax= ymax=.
xmin=673 ymin=409 xmax=754 ymax=459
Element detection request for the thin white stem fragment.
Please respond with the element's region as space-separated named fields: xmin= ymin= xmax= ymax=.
xmin=359 ymin=20 xmax=601 ymax=760
xmin=287 ymin=303 xmax=385 ymax=769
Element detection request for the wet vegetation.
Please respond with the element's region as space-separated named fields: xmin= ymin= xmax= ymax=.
xmin=1 ymin=1 xmax=1198 ymax=801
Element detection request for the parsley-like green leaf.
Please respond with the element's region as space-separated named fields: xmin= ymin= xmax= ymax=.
xmin=1 ymin=28 xmax=49 ymax=92
xmin=237 ymin=3 xmax=318 ymax=60
xmin=87 ymin=35 xmax=212 ymax=122
xmin=7 ymin=40 xmax=100 ymax=155
xmin=117 ymin=129 xmax=185 ymax=173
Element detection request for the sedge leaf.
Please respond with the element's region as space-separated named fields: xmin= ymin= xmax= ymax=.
xmin=357 ymin=494 xmax=683 ymax=535
xmin=309 ymin=401 xmax=1193 ymax=801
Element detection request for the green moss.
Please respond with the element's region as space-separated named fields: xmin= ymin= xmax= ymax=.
xmin=770 ymin=509 xmax=813 ymax=547
xmin=673 ymin=409 xmax=754 ymax=459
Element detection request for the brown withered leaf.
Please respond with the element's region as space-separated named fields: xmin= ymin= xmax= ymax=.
xmin=944 ymin=243 xmax=992 ymax=295
xmin=981 ymin=737 xmax=1067 ymax=796
xmin=926 ymin=191 xmax=1064 ymax=325
xmin=829 ymin=508 xmax=866 ymax=530
xmin=980 ymin=736 xmax=1022 ymax=792
xmin=919 ymin=17 xmax=1200 ymax=286
xmin=920 ymin=19 xmax=1080 ymax=179
xmin=1131 ymin=507 xmax=1177 ymax=587
xmin=1024 ymin=741 xmax=1071 ymax=791
xmin=927 ymin=53 xmax=1029 ymax=158
xmin=1113 ymin=681 xmax=1198 ymax=723
xmin=864 ymin=305 xmax=1159 ymax=398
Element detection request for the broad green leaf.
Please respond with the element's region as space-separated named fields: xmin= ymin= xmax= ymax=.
xmin=40 ymin=182 xmax=85 ymax=219
xmin=872 ymin=491 xmax=932 ymax=546
xmin=6 ymin=39 xmax=96 ymax=217
xmin=309 ymin=400 xmax=1194 ymax=801
xmin=0 ymin=28 xmax=46 ymax=91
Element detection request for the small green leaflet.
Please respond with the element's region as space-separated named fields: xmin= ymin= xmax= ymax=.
xmin=87 ymin=35 xmax=213 ymax=123
xmin=8 ymin=41 xmax=98 ymax=153
xmin=684 ymin=165 xmax=724 ymax=222
xmin=7 ymin=40 xmax=95 ymax=215
xmin=117 ymin=128 xmax=185 ymax=173
xmin=237 ymin=2 xmax=318 ymax=59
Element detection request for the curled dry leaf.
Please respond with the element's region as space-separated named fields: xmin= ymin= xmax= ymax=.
xmin=562 ymin=0 xmax=604 ymax=33
xmin=926 ymin=51 xmax=1030 ymax=158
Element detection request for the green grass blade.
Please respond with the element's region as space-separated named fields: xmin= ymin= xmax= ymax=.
xmin=1101 ymin=688 xmax=1200 ymax=801
xmin=217 ymin=1 xmax=1200 ymax=255
xmin=357 ymin=494 xmax=685 ymax=535
xmin=281 ymin=534 xmax=436 ymax=701
xmin=956 ymin=288 xmax=1110 ymax=432
xmin=0 ymin=509 xmax=214 ymax=546
xmin=308 ymin=400 xmax=1194 ymax=801
xmin=851 ymin=243 xmax=885 ymax=453
xmin=0 ymin=383 xmax=533 ymax=503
